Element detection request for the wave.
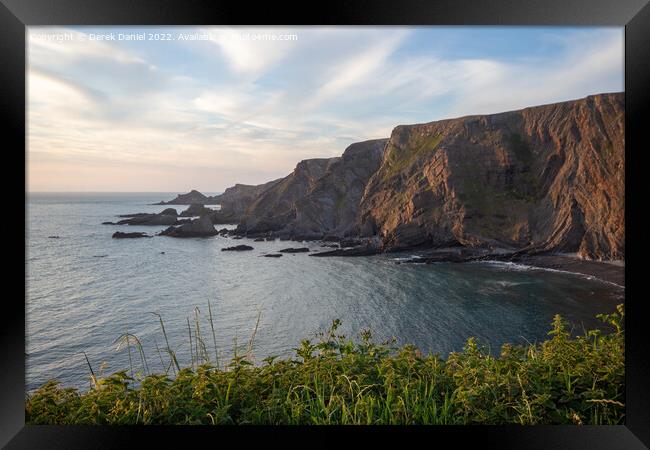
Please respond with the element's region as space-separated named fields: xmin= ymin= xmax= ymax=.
xmin=476 ymin=260 xmax=625 ymax=289
xmin=488 ymin=280 xmax=536 ymax=288
xmin=392 ymin=255 xmax=422 ymax=262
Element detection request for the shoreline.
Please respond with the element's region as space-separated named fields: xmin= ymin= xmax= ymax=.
xmin=100 ymin=198 xmax=626 ymax=288
xmin=382 ymin=246 xmax=625 ymax=288
xmin=209 ymin=225 xmax=629 ymax=287
xmin=510 ymin=254 xmax=625 ymax=288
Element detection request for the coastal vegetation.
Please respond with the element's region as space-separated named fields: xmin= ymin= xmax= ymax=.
xmin=26 ymin=304 xmax=624 ymax=425
xmin=381 ymin=133 xmax=443 ymax=180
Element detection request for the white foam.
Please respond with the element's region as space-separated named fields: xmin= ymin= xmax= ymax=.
xmin=476 ymin=260 xmax=625 ymax=289
xmin=392 ymin=255 xmax=422 ymax=262
xmin=490 ymin=280 xmax=533 ymax=287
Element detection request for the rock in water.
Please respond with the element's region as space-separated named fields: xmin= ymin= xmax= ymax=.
xmin=113 ymin=209 xmax=179 ymax=226
xmin=160 ymin=208 xmax=178 ymax=216
xmin=154 ymin=190 xmax=215 ymax=205
xmin=222 ymin=245 xmax=254 ymax=251
xmin=309 ymin=245 xmax=377 ymax=257
xmin=158 ymin=216 xmax=218 ymax=237
xmin=117 ymin=215 xmax=178 ymax=226
xmin=112 ymin=232 xmax=151 ymax=239
xmin=180 ymin=204 xmax=213 ymax=217
xmin=117 ymin=212 xmax=151 ymax=217
xmin=340 ymin=239 xmax=362 ymax=248
xmin=278 ymin=247 xmax=310 ymax=253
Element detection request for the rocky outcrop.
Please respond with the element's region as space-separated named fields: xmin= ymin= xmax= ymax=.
xmin=119 ymin=216 xmax=177 ymax=226
xmin=160 ymin=208 xmax=178 ymax=216
xmin=170 ymin=180 xmax=282 ymax=225
xmin=158 ymin=216 xmax=218 ymax=237
xmin=208 ymin=210 xmax=241 ymax=225
xmin=278 ymin=247 xmax=310 ymax=253
xmin=211 ymin=180 xmax=282 ymax=214
xmin=112 ymin=231 xmax=151 ymax=239
xmin=180 ymin=204 xmax=213 ymax=217
xmin=340 ymin=239 xmax=363 ymax=248
xmin=222 ymin=244 xmax=254 ymax=251
xmin=113 ymin=211 xmax=181 ymax=226
xmin=237 ymin=158 xmax=336 ymax=234
xmin=155 ymin=190 xmax=216 ymax=205
xmin=236 ymin=139 xmax=387 ymax=237
xmin=358 ymin=93 xmax=624 ymax=260
xmin=293 ymin=139 xmax=387 ymax=236
xmin=309 ymin=245 xmax=378 ymax=257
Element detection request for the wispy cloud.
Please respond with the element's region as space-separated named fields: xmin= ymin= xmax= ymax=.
xmin=29 ymin=28 xmax=152 ymax=68
xmin=304 ymin=31 xmax=409 ymax=109
xmin=441 ymin=29 xmax=624 ymax=117
xmin=200 ymin=26 xmax=300 ymax=79
xmin=27 ymin=26 xmax=623 ymax=192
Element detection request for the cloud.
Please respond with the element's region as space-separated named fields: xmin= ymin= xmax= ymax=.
xmin=28 ymin=27 xmax=153 ymax=69
xmin=200 ymin=26 xmax=300 ymax=78
xmin=441 ymin=29 xmax=623 ymax=117
xmin=304 ymin=31 xmax=409 ymax=109
xmin=27 ymin=27 xmax=624 ymax=192
xmin=28 ymin=68 xmax=97 ymax=111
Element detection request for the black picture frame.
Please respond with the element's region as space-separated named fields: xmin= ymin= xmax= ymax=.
xmin=3 ymin=0 xmax=649 ymax=447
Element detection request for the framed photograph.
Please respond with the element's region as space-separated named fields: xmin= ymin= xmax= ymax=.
xmin=3 ymin=0 xmax=649 ymax=447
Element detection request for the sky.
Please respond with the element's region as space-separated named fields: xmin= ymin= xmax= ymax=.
xmin=27 ymin=26 xmax=624 ymax=193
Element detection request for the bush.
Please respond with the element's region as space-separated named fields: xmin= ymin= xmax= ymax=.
xmin=26 ymin=305 xmax=625 ymax=425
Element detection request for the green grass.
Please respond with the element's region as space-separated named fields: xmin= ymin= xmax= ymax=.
xmin=25 ymin=304 xmax=625 ymax=425
xmin=382 ymin=134 xmax=444 ymax=181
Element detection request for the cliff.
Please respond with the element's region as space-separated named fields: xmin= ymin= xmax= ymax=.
xmin=237 ymin=139 xmax=387 ymax=236
xmin=156 ymin=190 xmax=216 ymax=205
xmin=209 ymin=179 xmax=282 ymax=217
xmin=238 ymin=158 xmax=337 ymax=234
xmin=293 ymin=139 xmax=387 ymax=236
xmin=358 ymin=93 xmax=624 ymax=260
xmin=161 ymin=93 xmax=624 ymax=261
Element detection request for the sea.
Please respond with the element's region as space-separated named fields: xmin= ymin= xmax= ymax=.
xmin=26 ymin=192 xmax=624 ymax=391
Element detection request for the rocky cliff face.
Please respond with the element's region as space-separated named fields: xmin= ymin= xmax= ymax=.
xmin=238 ymin=158 xmax=337 ymax=233
xmin=210 ymin=179 xmax=282 ymax=217
xmin=358 ymin=93 xmax=624 ymax=260
xmin=293 ymin=139 xmax=387 ymax=235
xmin=237 ymin=140 xmax=387 ymax=236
